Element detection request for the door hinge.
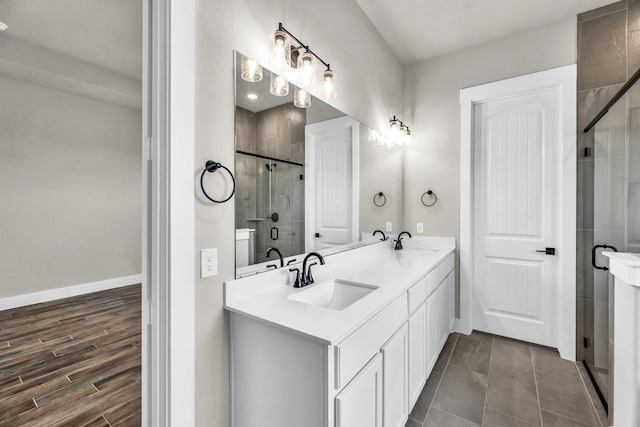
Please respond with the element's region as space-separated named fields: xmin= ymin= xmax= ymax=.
xmin=583 ymin=337 xmax=590 ymax=349
xmin=142 ymin=300 xmax=152 ymax=326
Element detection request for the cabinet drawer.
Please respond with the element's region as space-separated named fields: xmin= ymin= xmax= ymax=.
xmin=407 ymin=277 xmax=426 ymax=314
xmin=426 ymin=253 xmax=454 ymax=295
xmin=335 ymin=294 xmax=407 ymax=389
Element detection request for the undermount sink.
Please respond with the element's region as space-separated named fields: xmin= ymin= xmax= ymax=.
xmin=287 ymin=279 xmax=379 ymax=311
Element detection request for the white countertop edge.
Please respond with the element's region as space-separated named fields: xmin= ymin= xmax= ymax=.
xmin=603 ymin=252 xmax=640 ymax=287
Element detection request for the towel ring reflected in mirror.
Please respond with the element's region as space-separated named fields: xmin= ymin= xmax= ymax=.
xmin=421 ymin=190 xmax=437 ymax=207
xmin=373 ymin=192 xmax=386 ymax=207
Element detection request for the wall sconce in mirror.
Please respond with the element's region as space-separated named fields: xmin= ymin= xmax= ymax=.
xmin=269 ymin=72 xmax=289 ymax=96
xmin=294 ymin=87 xmax=311 ymax=108
xmin=368 ymin=116 xmax=413 ymax=148
xmin=269 ymin=22 xmax=338 ymax=103
xmin=240 ymin=55 xmax=263 ymax=83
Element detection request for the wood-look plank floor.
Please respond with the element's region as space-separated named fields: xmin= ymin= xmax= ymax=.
xmin=0 ymin=285 xmax=141 ymax=426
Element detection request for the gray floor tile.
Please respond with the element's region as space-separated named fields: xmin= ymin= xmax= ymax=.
xmin=485 ymin=366 xmax=541 ymax=426
xmin=425 ymin=408 xmax=480 ymax=426
xmin=431 ymin=365 xmax=487 ymax=425
xmin=540 ymin=410 xmax=594 ymax=426
xmin=405 ymin=418 xmax=422 ymax=427
xmin=595 ymin=409 xmax=607 ymax=427
xmin=449 ymin=334 xmax=492 ymax=375
xmin=536 ymin=369 xmax=601 ymax=426
xmin=433 ymin=338 xmax=455 ymax=374
xmin=483 ymin=408 xmax=538 ymax=427
xmin=408 ymin=370 xmax=443 ymax=423
xmin=491 ymin=336 xmax=534 ymax=374
xmin=464 ymin=330 xmax=494 ymax=344
xmin=576 ymin=363 xmax=605 ymax=412
xmin=531 ymin=345 xmax=579 ymax=377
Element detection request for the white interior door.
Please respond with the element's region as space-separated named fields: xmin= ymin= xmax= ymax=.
xmin=472 ymin=89 xmax=559 ymax=347
xmin=305 ymin=117 xmax=359 ymax=251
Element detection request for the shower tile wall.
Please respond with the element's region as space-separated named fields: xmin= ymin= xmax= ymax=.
xmin=235 ymin=104 xmax=305 ymax=265
xmin=576 ymin=0 xmax=640 ymax=362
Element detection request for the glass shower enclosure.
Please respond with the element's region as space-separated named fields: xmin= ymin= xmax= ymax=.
xmin=581 ymin=71 xmax=640 ymax=413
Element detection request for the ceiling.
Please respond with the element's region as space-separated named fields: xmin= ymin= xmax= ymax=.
xmin=355 ymin=0 xmax=619 ymax=64
xmin=0 ymin=0 xmax=142 ymax=80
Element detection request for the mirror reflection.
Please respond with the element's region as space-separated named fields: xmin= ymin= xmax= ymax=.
xmin=234 ymin=52 xmax=403 ymax=277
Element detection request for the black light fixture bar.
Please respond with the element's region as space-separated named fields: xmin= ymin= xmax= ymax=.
xmin=278 ymin=23 xmax=332 ymax=71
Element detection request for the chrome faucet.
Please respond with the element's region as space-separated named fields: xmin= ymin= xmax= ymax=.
xmin=266 ymin=247 xmax=284 ymax=268
xmin=373 ymin=230 xmax=388 ymax=241
xmin=394 ymin=231 xmax=412 ymax=250
xmin=301 ymin=252 xmax=326 ymax=286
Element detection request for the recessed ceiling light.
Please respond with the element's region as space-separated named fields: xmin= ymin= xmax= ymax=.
xmin=247 ymin=93 xmax=258 ymax=100
xmin=0 ymin=22 xmax=8 ymax=31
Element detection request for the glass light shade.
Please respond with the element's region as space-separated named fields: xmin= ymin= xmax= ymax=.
xmin=269 ymin=30 xmax=291 ymax=71
xmin=297 ymin=51 xmax=316 ymax=88
xmin=322 ymin=69 xmax=337 ymax=101
xmin=240 ymin=55 xmax=263 ymax=82
xmin=269 ymin=72 xmax=289 ymax=96
xmin=294 ymin=86 xmax=311 ymax=108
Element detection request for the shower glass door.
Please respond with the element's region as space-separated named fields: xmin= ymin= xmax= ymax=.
xmin=582 ymin=76 xmax=640 ymax=410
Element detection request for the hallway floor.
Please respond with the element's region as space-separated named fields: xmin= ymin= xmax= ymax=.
xmin=406 ymin=332 xmax=607 ymax=427
xmin=0 ymin=285 xmax=141 ymax=426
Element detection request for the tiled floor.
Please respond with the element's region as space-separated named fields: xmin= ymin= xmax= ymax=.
xmin=406 ymin=332 xmax=608 ymax=427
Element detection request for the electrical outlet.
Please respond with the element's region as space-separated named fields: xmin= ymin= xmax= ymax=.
xmin=201 ymin=248 xmax=218 ymax=278
xmin=417 ymin=222 xmax=424 ymax=234
xmin=386 ymin=221 xmax=392 ymax=232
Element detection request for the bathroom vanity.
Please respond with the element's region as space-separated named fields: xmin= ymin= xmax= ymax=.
xmin=225 ymin=237 xmax=456 ymax=427
xmin=603 ymin=252 xmax=640 ymax=427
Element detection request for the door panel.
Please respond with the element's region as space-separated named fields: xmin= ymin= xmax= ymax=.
xmin=335 ymin=353 xmax=382 ymax=427
xmin=473 ymin=90 xmax=558 ymax=346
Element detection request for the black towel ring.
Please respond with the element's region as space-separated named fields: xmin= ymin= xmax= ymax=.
xmin=373 ymin=192 xmax=386 ymax=207
xmin=421 ymin=190 xmax=438 ymax=207
xmin=200 ymin=160 xmax=236 ymax=203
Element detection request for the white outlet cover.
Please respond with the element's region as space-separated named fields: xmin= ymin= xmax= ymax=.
xmin=201 ymin=248 xmax=218 ymax=278
xmin=417 ymin=222 xmax=424 ymax=234
xmin=386 ymin=221 xmax=392 ymax=232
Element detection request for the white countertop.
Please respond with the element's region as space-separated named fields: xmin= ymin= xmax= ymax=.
xmin=224 ymin=237 xmax=455 ymax=345
xmin=603 ymin=252 xmax=640 ymax=287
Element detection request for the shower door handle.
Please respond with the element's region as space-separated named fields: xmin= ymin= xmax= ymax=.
xmin=270 ymin=227 xmax=279 ymax=241
xmin=591 ymin=244 xmax=618 ymax=271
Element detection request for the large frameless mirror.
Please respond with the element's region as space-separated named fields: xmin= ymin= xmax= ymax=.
xmin=234 ymin=51 xmax=403 ymax=277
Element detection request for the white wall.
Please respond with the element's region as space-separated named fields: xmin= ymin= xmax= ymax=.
xmin=402 ymin=18 xmax=577 ymax=312
xmin=0 ymin=74 xmax=141 ymax=298
xmin=193 ymin=0 xmax=403 ymax=425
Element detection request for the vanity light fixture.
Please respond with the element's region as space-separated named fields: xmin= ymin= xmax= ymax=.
xmin=269 ymin=23 xmax=338 ymax=102
xmin=369 ymin=117 xmax=413 ymax=148
xmin=240 ymin=55 xmax=263 ymax=82
xmin=269 ymin=72 xmax=289 ymax=96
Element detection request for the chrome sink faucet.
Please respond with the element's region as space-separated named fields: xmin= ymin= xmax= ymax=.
xmin=394 ymin=231 xmax=412 ymax=250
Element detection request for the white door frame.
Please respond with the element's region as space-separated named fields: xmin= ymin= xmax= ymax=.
xmin=459 ymin=65 xmax=577 ymax=360
xmin=305 ymin=116 xmax=360 ymax=251
xmin=143 ymin=0 xmax=196 ymax=425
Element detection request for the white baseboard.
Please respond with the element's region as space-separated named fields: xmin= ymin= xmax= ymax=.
xmin=0 ymin=274 xmax=142 ymax=311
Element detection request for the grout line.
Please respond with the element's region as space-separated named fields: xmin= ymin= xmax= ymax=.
xmin=531 ymin=344 xmax=544 ymax=426
xmin=541 ymin=407 xmax=596 ymax=427
xmin=424 ymin=333 xmax=459 ymax=425
xmin=18 ymin=375 xmax=23 ymax=384
xmin=92 ymin=383 xmax=100 ymax=392
xmin=576 ymin=364 xmax=605 ymax=427
xmin=103 ymin=415 xmax=112 ymax=426
xmin=33 ymin=397 xmax=38 ymax=408
xmin=66 ymin=375 xmax=72 ymax=383
xmin=481 ymin=335 xmax=494 ymax=426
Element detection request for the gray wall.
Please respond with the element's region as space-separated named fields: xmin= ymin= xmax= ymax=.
xmin=194 ymin=0 xmax=404 ymax=425
xmin=0 ymin=75 xmax=141 ymax=298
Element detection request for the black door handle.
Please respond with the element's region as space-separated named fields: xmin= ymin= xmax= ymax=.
xmin=592 ymin=244 xmax=618 ymax=271
xmin=536 ymin=247 xmax=556 ymax=255
xmin=314 ymin=233 xmax=321 ymax=238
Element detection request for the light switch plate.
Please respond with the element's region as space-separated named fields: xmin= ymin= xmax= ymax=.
xmin=386 ymin=221 xmax=392 ymax=232
xmin=417 ymin=222 xmax=424 ymax=234
xmin=201 ymin=248 xmax=218 ymax=278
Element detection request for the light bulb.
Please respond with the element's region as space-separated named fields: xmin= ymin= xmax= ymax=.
xmin=269 ymin=30 xmax=291 ymax=71
xmin=322 ymin=69 xmax=337 ymax=101
xmin=240 ymin=55 xmax=263 ymax=82
xmin=294 ymin=86 xmax=311 ymax=108
xmin=297 ymin=52 xmax=316 ymax=88
xmin=269 ymin=72 xmax=289 ymax=96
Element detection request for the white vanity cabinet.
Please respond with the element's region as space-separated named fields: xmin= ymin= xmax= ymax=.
xmin=335 ymin=353 xmax=383 ymax=427
xmin=381 ymin=323 xmax=409 ymax=427
xmin=407 ymin=302 xmax=427 ymax=408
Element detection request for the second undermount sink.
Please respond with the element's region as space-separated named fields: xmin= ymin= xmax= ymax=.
xmin=287 ymin=279 xmax=379 ymax=311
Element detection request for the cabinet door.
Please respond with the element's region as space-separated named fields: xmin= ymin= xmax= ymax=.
xmin=425 ymin=289 xmax=439 ymax=375
xmin=448 ymin=272 xmax=455 ymax=332
xmin=408 ymin=303 xmax=427 ymax=408
xmin=335 ymin=353 xmax=383 ymax=427
xmin=438 ymin=277 xmax=449 ymax=350
xmin=382 ymin=323 xmax=409 ymax=427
